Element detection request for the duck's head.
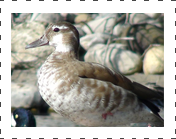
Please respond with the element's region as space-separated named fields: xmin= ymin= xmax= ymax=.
xmin=26 ymin=21 xmax=80 ymax=55
xmin=11 ymin=108 xmax=36 ymax=127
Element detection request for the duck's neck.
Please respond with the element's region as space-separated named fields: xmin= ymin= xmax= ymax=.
xmin=47 ymin=50 xmax=78 ymax=63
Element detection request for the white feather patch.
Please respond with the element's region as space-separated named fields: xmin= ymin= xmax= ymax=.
xmin=55 ymin=45 xmax=72 ymax=52
xmin=11 ymin=115 xmax=16 ymax=127
xmin=52 ymin=25 xmax=68 ymax=30
xmin=50 ymin=34 xmax=63 ymax=45
xmin=49 ymin=34 xmax=72 ymax=52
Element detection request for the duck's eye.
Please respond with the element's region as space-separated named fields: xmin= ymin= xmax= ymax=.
xmin=15 ymin=114 xmax=18 ymax=119
xmin=53 ymin=28 xmax=60 ymax=32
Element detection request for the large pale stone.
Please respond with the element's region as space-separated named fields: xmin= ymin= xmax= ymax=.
xmin=74 ymin=13 xmax=92 ymax=24
xmin=80 ymin=33 xmax=112 ymax=50
xmin=82 ymin=14 xmax=116 ymax=34
xmin=143 ymin=44 xmax=164 ymax=74
xmin=84 ymin=43 xmax=142 ymax=75
xmin=11 ymin=69 xmax=49 ymax=112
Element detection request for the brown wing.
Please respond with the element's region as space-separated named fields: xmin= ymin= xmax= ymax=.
xmin=76 ymin=61 xmax=163 ymax=100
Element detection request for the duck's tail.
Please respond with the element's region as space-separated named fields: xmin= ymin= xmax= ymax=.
xmin=141 ymin=83 xmax=164 ymax=127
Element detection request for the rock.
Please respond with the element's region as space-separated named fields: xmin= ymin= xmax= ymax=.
xmin=13 ymin=20 xmax=45 ymax=30
xmin=30 ymin=13 xmax=64 ymax=23
xmin=11 ymin=69 xmax=37 ymax=84
xmin=84 ymin=43 xmax=142 ymax=75
xmin=11 ymin=21 xmax=55 ymax=70
xmin=80 ymin=33 xmax=112 ymax=50
xmin=97 ymin=13 xmax=117 ymax=19
xmin=117 ymin=51 xmax=142 ymax=75
xmin=129 ymin=13 xmax=150 ymax=24
xmin=30 ymin=13 xmax=77 ymax=24
xmin=144 ymin=13 xmax=162 ymax=19
xmin=11 ymin=82 xmax=38 ymax=108
xmin=11 ymin=82 xmax=49 ymax=112
xmin=60 ymin=13 xmax=78 ymax=23
xmin=112 ymin=14 xmax=164 ymax=54
xmin=113 ymin=24 xmax=130 ymax=36
xmin=82 ymin=14 xmax=117 ymax=34
xmin=12 ymin=13 xmax=31 ymax=26
xmin=129 ymin=13 xmax=162 ymax=28
xmin=11 ymin=69 xmax=49 ymax=113
xmin=126 ymin=73 xmax=164 ymax=87
xmin=143 ymin=44 xmax=164 ymax=75
xmin=74 ymin=13 xmax=92 ymax=24
xmin=114 ymin=23 xmax=164 ymax=54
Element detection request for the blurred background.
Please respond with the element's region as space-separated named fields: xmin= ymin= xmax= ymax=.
xmin=11 ymin=13 xmax=164 ymax=127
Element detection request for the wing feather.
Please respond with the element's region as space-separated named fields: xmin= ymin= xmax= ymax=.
xmin=76 ymin=61 xmax=163 ymax=100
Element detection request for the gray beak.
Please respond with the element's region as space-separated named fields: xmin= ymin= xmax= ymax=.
xmin=25 ymin=35 xmax=49 ymax=49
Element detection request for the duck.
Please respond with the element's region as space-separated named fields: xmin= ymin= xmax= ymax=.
xmin=25 ymin=21 xmax=164 ymax=127
xmin=11 ymin=108 xmax=36 ymax=127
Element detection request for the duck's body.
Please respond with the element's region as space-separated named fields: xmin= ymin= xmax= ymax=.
xmin=26 ymin=21 xmax=164 ymax=127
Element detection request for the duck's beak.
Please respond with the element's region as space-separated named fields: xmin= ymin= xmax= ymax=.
xmin=25 ymin=35 xmax=49 ymax=49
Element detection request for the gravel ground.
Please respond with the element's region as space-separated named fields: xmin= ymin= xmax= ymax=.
xmin=35 ymin=112 xmax=81 ymax=127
